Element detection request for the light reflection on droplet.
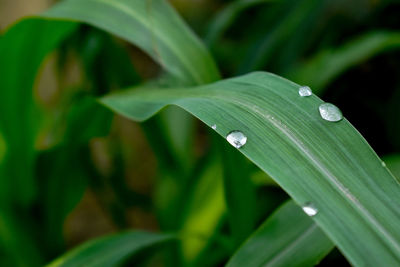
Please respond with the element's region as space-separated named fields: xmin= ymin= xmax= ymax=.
xmin=298 ymin=86 xmax=312 ymax=97
xmin=319 ymin=103 xmax=343 ymax=122
xmin=302 ymin=203 xmax=318 ymax=217
xmin=226 ymin=130 xmax=247 ymax=149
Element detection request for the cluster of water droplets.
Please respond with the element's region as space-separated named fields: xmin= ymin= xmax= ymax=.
xmin=216 ymin=84 xmax=346 ymax=216
xmin=221 ymin=85 xmax=343 ymax=149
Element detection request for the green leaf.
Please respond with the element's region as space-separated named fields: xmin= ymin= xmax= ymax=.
xmin=41 ymin=0 xmax=219 ymax=202
xmin=0 ymin=19 xmax=77 ymax=205
xmin=47 ymin=231 xmax=174 ymax=267
xmin=288 ymin=31 xmax=400 ymax=94
xmin=220 ymin=140 xmax=257 ymax=246
xmin=100 ymin=71 xmax=400 ymax=266
xmin=179 ymin=151 xmax=226 ymax=262
xmin=227 ymin=200 xmax=333 ymax=266
xmin=42 ymin=0 xmax=220 ymax=85
xmin=159 ymin=106 xmax=196 ymax=172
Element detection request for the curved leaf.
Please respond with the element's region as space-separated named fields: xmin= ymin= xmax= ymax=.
xmin=227 ymin=200 xmax=333 ymax=267
xmin=42 ymin=0 xmax=220 ymax=85
xmin=47 ymin=231 xmax=174 ymax=267
xmin=100 ymin=71 xmax=400 ymax=266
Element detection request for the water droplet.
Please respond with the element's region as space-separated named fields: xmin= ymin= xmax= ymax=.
xmin=319 ymin=103 xmax=343 ymax=122
xmin=226 ymin=130 xmax=247 ymax=149
xmin=299 ymin=86 xmax=312 ymax=97
xmin=382 ymin=161 xmax=386 ymax=167
xmin=211 ymin=124 xmax=217 ymax=130
xmin=302 ymin=203 xmax=318 ymax=217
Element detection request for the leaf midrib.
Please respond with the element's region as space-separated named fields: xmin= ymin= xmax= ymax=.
xmin=127 ymin=83 xmax=400 ymax=255
xmin=262 ymin=223 xmax=318 ymax=267
xmin=210 ymin=94 xmax=400 ymax=257
xmin=145 ymin=81 xmax=400 ymax=256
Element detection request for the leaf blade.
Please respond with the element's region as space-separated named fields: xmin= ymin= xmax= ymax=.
xmin=42 ymin=0 xmax=220 ymax=85
xmin=226 ymin=200 xmax=334 ymax=267
xmin=100 ymin=71 xmax=400 ymax=266
xmin=47 ymin=231 xmax=174 ymax=267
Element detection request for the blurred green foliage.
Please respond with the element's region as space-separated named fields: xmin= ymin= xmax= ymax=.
xmin=0 ymin=0 xmax=399 ymax=266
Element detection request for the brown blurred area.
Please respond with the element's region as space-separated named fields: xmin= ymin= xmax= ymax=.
xmin=0 ymin=0 xmax=52 ymax=29
xmin=0 ymin=0 xmax=216 ymax=29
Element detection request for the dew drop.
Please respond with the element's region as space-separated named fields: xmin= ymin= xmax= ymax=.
xmin=302 ymin=203 xmax=318 ymax=217
xmin=226 ymin=130 xmax=247 ymax=149
xmin=382 ymin=161 xmax=386 ymax=168
xmin=298 ymin=86 xmax=312 ymax=97
xmin=211 ymin=124 xmax=217 ymax=130
xmin=319 ymin=103 xmax=343 ymax=122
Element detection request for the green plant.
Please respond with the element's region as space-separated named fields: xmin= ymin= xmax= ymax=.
xmin=1 ymin=0 xmax=400 ymax=266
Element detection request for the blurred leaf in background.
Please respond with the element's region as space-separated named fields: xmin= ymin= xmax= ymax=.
xmin=0 ymin=0 xmax=400 ymax=266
